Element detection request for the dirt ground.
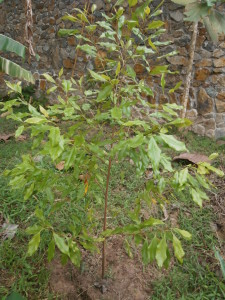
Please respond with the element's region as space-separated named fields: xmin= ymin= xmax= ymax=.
xmin=49 ymin=236 xmax=166 ymax=300
xmin=49 ymin=165 xmax=225 ymax=300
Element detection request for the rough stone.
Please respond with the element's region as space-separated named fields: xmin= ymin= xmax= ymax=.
xmin=186 ymin=109 xmax=198 ymax=119
xmin=216 ymin=113 xmax=225 ymax=124
xmin=195 ymin=69 xmax=210 ymax=81
xmin=196 ymin=59 xmax=212 ymax=68
xmin=205 ymin=129 xmax=215 ymax=138
xmin=215 ymin=128 xmax=225 ymax=139
xmin=213 ymin=67 xmax=225 ymax=74
xmin=206 ymin=87 xmax=217 ymax=98
xmin=192 ymin=124 xmax=205 ymax=136
xmin=217 ymin=91 xmax=225 ymax=101
xmin=197 ymin=88 xmax=214 ymax=115
xmin=63 ymin=58 xmax=73 ymax=69
xmin=170 ymin=11 xmax=184 ymax=22
xmin=176 ymin=35 xmax=191 ymax=47
xmin=203 ymin=118 xmax=216 ymax=131
xmin=166 ymin=56 xmax=188 ymax=66
xmin=214 ymin=57 xmax=225 ymax=68
xmin=216 ymin=100 xmax=225 ymax=113
xmin=213 ymin=49 xmax=224 ymax=58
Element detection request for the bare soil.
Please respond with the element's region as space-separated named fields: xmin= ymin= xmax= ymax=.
xmin=49 ymin=236 xmax=165 ymax=300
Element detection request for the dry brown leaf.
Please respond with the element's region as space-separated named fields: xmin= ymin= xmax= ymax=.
xmin=56 ymin=161 xmax=65 ymax=171
xmin=0 ymin=133 xmax=14 ymax=142
xmin=173 ymin=153 xmax=211 ymax=164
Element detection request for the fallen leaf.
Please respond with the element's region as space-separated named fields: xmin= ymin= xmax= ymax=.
xmin=0 ymin=133 xmax=14 ymax=142
xmin=56 ymin=161 xmax=65 ymax=171
xmin=17 ymin=135 xmax=27 ymax=141
xmin=173 ymin=153 xmax=211 ymax=164
xmin=1 ymin=223 xmax=18 ymax=240
xmin=0 ymin=134 xmax=27 ymax=142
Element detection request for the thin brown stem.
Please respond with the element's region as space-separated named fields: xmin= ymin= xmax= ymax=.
xmin=102 ymin=156 xmax=112 ymax=279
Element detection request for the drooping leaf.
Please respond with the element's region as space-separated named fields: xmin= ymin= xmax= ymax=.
xmin=160 ymin=134 xmax=187 ymax=152
xmin=27 ymin=232 xmax=41 ymax=256
xmin=156 ymin=236 xmax=167 ymax=268
xmin=128 ymin=0 xmax=138 ymax=7
xmin=173 ymin=234 xmax=185 ymax=263
xmin=142 ymin=240 xmax=150 ymax=265
xmin=58 ymin=29 xmax=80 ymax=37
xmin=53 ymin=233 xmax=69 ymax=255
xmin=148 ymin=137 xmax=161 ymax=170
xmin=149 ymin=235 xmax=158 ymax=263
xmin=124 ymin=239 xmax=133 ymax=258
xmin=174 ymin=228 xmax=192 ymax=240
xmin=214 ymin=248 xmax=225 ymax=280
xmin=0 ymin=57 xmax=34 ymax=83
xmin=0 ymin=34 xmax=25 ymax=58
xmin=111 ymin=107 xmax=122 ymax=120
xmin=191 ymin=188 xmax=203 ymax=207
xmin=97 ymin=84 xmax=112 ymax=102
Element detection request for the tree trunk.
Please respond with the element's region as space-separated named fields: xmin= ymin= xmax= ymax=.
xmin=181 ymin=22 xmax=198 ymax=119
xmin=25 ymin=0 xmax=35 ymax=62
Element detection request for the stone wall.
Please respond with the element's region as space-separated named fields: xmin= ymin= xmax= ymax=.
xmin=0 ymin=0 xmax=225 ymax=139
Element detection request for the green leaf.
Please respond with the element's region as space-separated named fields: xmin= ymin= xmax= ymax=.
xmin=97 ymin=84 xmax=112 ymax=102
xmin=124 ymin=239 xmax=133 ymax=258
xmin=149 ymin=236 xmax=158 ymax=263
xmin=126 ymin=65 xmax=136 ymax=80
xmin=142 ymin=240 xmax=149 ymax=265
xmin=58 ymin=29 xmax=80 ymax=37
xmin=208 ymin=153 xmax=218 ymax=160
xmin=128 ymin=0 xmax=137 ymax=7
xmin=26 ymin=225 xmax=43 ymax=235
xmin=0 ymin=57 xmax=34 ymax=83
xmin=150 ymin=65 xmax=168 ymax=75
xmin=43 ymin=73 xmax=55 ymax=83
xmin=148 ymin=20 xmax=164 ymax=30
xmin=179 ymin=168 xmax=188 ymax=186
xmin=148 ymin=137 xmax=161 ymax=170
xmin=62 ymin=79 xmax=72 ymax=93
xmin=173 ymin=234 xmax=185 ymax=263
xmin=169 ymin=81 xmax=182 ymax=93
xmin=48 ymin=239 xmax=55 ymax=262
xmin=77 ymin=44 xmax=97 ymax=57
xmin=156 ymin=236 xmax=167 ymax=268
xmin=116 ymin=61 xmax=121 ymax=77
xmin=89 ymin=69 xmax=109 ymax=82
xmin=171 ymin=0 xmax=195 ymax=4
xmin=47 ymin=86 xmax=57 ymax=95
xmin=201 ymin=162 xmax=224 ymax=177
xmin=174 ymin=228 xmax=192 ymax=240
xmin=111 ymin=107 xmax=122 ymax=120
xmin=24 ymin=182 xmax=35 ymax=201
xmin=25 ymin=117 xmax=46 ymax=124
xmin=6 ymin=292 xmax=26 ymax=300
xmin=191 ymin=188 xmax=203 ymax=207
xmin=15 ymin=126 xmax=24 ymax=138
xmin=160 ymin=134 xmax=187 ymax=152
xmin=27 ymin=232 xmax=41 ymax=256
xmin=53 ymin=233 xmax=69 ymax=255
xmin=0 ymin=34 xmax=25 ymax=58
xmin=214 ymin=248 xmax=225 ymax=280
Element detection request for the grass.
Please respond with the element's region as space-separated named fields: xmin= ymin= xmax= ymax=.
xmin=0 ymin=113 xmax=225 ymax=299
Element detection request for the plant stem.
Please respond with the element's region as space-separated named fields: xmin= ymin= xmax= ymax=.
xmin=102 ymin=156 xmax=112 ymax=279
xmin=181 ymin=22 xmax=198 ymax=119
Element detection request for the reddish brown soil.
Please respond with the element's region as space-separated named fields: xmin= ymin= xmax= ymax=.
xmin=49 ymin=236 xmax=165 ymax=300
